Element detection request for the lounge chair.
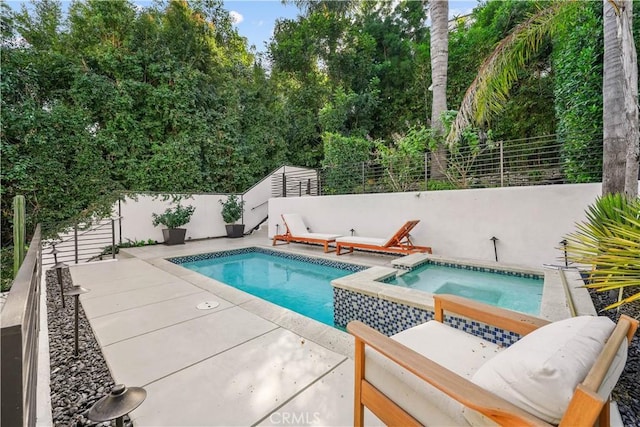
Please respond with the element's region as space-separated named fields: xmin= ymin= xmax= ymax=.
xmin=335 ymin=220 xmax=431 ymax=256
xmin=272 ymin=213 xmax=342 ymax=253
xmin=348 ymin=294 xmax=638 ymax=427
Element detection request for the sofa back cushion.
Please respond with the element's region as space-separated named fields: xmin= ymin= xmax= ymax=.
xmin=467 ymin=316 xmax=622 ymax=424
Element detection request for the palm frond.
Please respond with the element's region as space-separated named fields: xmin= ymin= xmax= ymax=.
xmin=564 ymin=195 xmax=640 ymax=310
xmin=602 ymin=292 xmax=640 ymax=311
xmin=448 ymin=1 xmax=575 ymax=144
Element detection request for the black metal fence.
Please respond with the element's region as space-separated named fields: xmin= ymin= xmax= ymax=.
xmin=274 ymin=135 xmax=603 ymax=197
xmin=271 ymin=167 xmax=320 ymax=197
xmin=1 ymin=225 xmax=43 ymax=427
xmin=42 ymin=218 xmax=121 ymax=267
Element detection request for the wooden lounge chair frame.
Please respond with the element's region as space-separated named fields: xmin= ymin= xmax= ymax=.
xmin=272 ymin=214 xmax=339 ymax=253
xmin=348 ymin=294 xmax=638 ymax=427
xmin=336 ymin=220 xmax=432 ymax=256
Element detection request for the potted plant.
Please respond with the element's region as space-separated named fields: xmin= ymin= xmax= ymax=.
xmin=152 ymin=204 xmax=196 ymax=245
xmin=219 ymin=195 xmax=245 ymax=238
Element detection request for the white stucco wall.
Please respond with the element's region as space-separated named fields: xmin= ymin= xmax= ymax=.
xmin=117 ymin=166 xmax=311 ymax=243
xmin=268 ymin=183 xmax=608 ymax=269
xmin=119 ymin=194 xmax=227 ymax=243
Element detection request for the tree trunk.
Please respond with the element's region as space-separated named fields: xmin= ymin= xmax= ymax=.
xmin=602 ymin=0 xmax=639 ymax=196
xmin=430 ymin=0 xmax=449 ymax=180
xmin=602 ymin=0 xmax=626 ymax=195
xmin=618 ymin=0 xmax=639 ymax=197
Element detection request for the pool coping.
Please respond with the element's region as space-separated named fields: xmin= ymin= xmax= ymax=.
xmin=158 ymin=243 xmax=590 ymax=350
xmin=151 ymin=246 xmax=372 ymax=358
xmin=333 ymin=253 xmax=582 ymax=322
xmin=58 ymin=233 xmax=602 ymax=426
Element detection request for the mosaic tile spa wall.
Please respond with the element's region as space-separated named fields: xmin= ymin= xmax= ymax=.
xmin=334 ymin=287 xmax=521 ymax=346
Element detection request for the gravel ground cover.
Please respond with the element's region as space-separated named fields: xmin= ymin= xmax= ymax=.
xmin=590 ymin=288 xmax=640 ymax=427
xmin=45 ymin=266 xmax=639 ymax=426
xmin=46 ymin=268 xmax=131 ymax=427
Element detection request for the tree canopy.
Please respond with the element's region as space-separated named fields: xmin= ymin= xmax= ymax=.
xmin=1 ymin=0 xmax=637 ymax=245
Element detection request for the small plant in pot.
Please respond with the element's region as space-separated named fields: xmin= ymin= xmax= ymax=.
xmin=219 ymin=195 xmax=245 ymax=238
xmin=152 ymin=204 xmax=196 ymax=245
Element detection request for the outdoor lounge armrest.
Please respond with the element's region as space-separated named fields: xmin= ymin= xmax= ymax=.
xmin=434 ymin=294 xmax=550 ymax=336
xmin=347 ymin=321 xmax=552 ymax=427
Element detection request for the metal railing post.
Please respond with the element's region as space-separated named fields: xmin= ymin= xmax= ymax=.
xmin=118 ymin=200 xmax=122 ymax=245
xmin=316 ymin=169 xmax=321 ymax=196
xmin=362 ymin=162 xmax=366 ymax=193
xmin=499 ymin=141 xmax=504 ymax=187
xmin=424 ymin=152 xmax=429 ymax=189
xmin=298 ymin=181 xmax=302 ymax=197
xmin=111 ymin=219 xmax=116 ymax=260
xmin=74 ymin=225 xmax=79 ymax=264
xmin=282 ymin=173 xmax=286 ymax=197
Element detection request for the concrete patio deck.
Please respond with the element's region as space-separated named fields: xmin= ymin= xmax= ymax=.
xmin=69 ymin=229 xmax=390 ymax=426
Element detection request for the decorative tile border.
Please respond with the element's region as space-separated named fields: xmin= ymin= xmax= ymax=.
xmin=334 ymin=287 xmax=433 ymax=336
xmin=334 ymin=287 xmax=521 ymax=346
xmin=171 ymin=247 xmax=523 ymax=346
xmin=168 ymin=246 xmax=367 ymax=272
xmin=400 ymin=259 xmax=543 ymax=280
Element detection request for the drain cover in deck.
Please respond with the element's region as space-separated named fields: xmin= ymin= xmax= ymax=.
xmin=196 ymin=301 xmax=220 ymax=310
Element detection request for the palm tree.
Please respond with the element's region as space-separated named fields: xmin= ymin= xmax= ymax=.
xmin=429 ymin=0 xmax=449 ymax=179
xmin=449 ymin=0 xmax=638 ymax=197
xmin=603 ymin=0 xmax=638 ymax=198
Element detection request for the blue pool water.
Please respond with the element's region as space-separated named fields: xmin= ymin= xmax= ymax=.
xmin=180 ymin=252 xmax=357 ymax=327
xmin=388 ymin=264 xmax=543 ymax=314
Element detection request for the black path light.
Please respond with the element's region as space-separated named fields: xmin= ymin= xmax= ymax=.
xmin=490 ymin=236 xmax=499 ymax=262
xmin=64 ymin=286 xmax=89 ymax=357
xmin=560 ymin=239 xmax=569 ymax=267
xmin=88 ymin=384 xmax=147 ymax=427
xmin=50 ymin=245 xmax=68 ymax=308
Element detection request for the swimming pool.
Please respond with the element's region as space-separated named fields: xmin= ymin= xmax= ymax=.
xmin=388 ymin=263 xmax=543 ymax=314
xmin=174 ymin=249 xmax=364 ymax=327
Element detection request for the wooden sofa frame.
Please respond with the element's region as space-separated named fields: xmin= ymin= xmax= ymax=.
xmin=348 ymin=294 xmax=638 ymax=427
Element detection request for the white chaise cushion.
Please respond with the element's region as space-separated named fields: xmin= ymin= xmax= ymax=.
xmin=295 ymin=233 xmax=342 ymax=240
xmin=282 ymin=213 xmax=309 ymax=236
xmin=365 ymin=321 xmax=504 ymax=426
xmin=335 ymin=236 xmax=386 ymax=246
xmin=468 ymin=315 xmax=617 ymax=425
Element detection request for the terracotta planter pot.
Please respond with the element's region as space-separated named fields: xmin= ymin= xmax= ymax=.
xmin=225 ymin=224 xmax=245 ymax=238
xmin=162 ymin=228 xmax=186 ymax=245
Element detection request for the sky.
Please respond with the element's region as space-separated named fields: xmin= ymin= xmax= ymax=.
xmin=7 ymin=0 xmax=481 ymax=53
xmin=227 ymin=0 xmax=481 ymax=52
xmin=224 ymin=1 xmax=301 ymax=52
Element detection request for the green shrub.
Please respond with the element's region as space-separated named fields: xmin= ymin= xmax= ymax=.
xmin=152 ymin=204 xmax=195 ymax=229
xmin=426 ymin=180 xmax=458 ymax=191
xmin=219 ymin=195 xmax=245 ymax=224
xmin=1 ymin=247 xmax=15 ymax=292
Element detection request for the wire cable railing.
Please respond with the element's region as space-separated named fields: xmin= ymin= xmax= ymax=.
xmin=42 ymin=217 xmax=121 ymax=267
xmin=304 ymin=134 xmax=603 ymax=196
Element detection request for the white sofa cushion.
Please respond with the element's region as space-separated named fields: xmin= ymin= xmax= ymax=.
xmin=468 ymin=315 xmax=617 ymax=424
xmin=365 ymin=321 xmax=504 ymax=426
